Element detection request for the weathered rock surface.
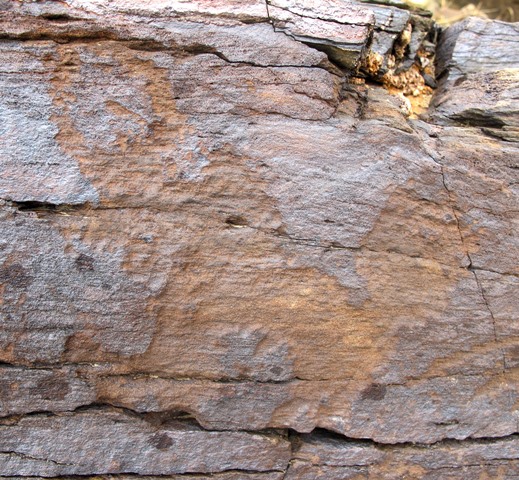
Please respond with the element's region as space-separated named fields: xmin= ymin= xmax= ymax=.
xmin=0 ymin=409 xmax=290 ymax=476
xmin=0 ymin=0 xmax=518 ymax=478
xmin=431 ymin=17 xmax=519 ymax=137
xmin=287 ymin=431 xmax=519 ymax=479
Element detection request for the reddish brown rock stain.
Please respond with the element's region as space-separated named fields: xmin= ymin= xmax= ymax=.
xmin=0 ymin=263 xmax=33 ymax=289
xmin=149 ymin=432 xmax=174 ymax=450
xmin=355 ymin=185 xmax=501 ymax=382
xmin=34 ymin=375 xmax=70 ymax=401
xmin=44 ymin=39 xmax=490 ymax=389
xmin=361 ymin=382 xmax=387 ymax=401
xmin=367 ymin=187 xmax=510 ymax=384
xmin=42 ymin=40 xmax=395 ymax=382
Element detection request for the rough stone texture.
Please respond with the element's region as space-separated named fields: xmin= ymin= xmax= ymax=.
xmin=287 ymin=431 xmax=519 ymax=479
xmin=3 ymin=476 xmax=284 ymax=480
xmin=0 ymin=0 xmax=518 ymax=478
xmin=431 ymin=18 xmax=519 ymax=136
xmin=0 ymin=409 xmax=290 ymax=476
xmin=266 ymin=0 xmax=374 ymax=69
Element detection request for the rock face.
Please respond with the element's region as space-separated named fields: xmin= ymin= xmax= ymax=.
xmin=0 ymin=0 xmax=518 ymax=478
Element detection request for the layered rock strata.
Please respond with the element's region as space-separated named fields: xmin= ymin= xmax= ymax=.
xmin=0 ymin=0 xmax=518 ymax=478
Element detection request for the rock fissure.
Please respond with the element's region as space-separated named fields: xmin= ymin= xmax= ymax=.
xmin=0 ymin=450 xmax=75 ymax=467
xmin=0 ymin=21 xmax=337 ymax=73
xmin=431 ymin=157 xmax=509 ymax=374
xmin=266 ymin=3 xmax=373 ymax=28
xmin=3 ymin=401 xmax=518 ymax=447
xmin=467 ymin=266 xmax=519 ymax=279
xmin=6 ymin=200 xmax=92 ymax=215
xmin=470 ymin=269 xmax=508 ymax=373
xmin=4 ymin=195 xmax=488 ymax=271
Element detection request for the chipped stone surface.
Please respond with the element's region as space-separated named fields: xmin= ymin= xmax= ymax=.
xmin=431 ymin=18 xmax=519 ymax=132
xmin=267 ymin=0 xmax=374 ymax=69
xmin=0 ymin=409 xmax=291 ymax=475
xmin=286 ymin=432 xmax=519 ymax=479
xmin=0 ymin=0 xmax=518 ymax=477
xmin=0 ymin=366 xmax=95 ymax=416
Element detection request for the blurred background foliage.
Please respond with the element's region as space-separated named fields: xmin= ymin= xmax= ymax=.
xmin=405 ymin=0 xmax=518 ymax=24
